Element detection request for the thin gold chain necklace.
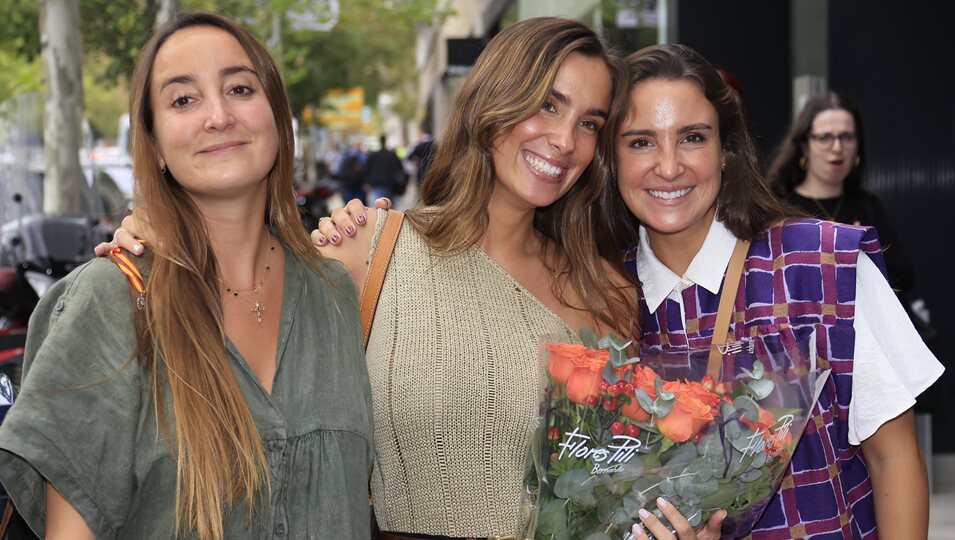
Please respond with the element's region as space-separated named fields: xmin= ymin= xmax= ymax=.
xmin=219 ymin=234 xmax=276 ymax=324
xmin=810 ymin=195 xmax=844 ymax=222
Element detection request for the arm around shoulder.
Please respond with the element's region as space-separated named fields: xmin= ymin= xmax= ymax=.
xmin=317 ymin=209 xmax=380 ymax=297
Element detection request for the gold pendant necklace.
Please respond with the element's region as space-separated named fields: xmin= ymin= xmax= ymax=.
xmin=219 ymin=234 xmax=276 ymax=324
xmin=810 ymin=195 xmax=844 ymax=222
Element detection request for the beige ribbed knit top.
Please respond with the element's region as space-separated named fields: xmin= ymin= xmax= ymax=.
xmin=365 ymin=212 xmax=578 ymax=537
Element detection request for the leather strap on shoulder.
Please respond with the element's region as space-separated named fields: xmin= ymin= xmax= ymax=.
xmin=360 ymin=210 xmax=404 ymax=351
xmin=707 ymin=238 xmax=750 ymax=379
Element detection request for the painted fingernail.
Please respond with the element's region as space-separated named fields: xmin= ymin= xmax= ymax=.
xmin=345 ymin=225 xmax=355 ymax=236
xmin=356 ymin=214 xmax=366 ymax=224
xmin=638 ymin=509 xmax=651 ymax=520
xmin=657 ymin=497 xmax=669 ymax=508
xmin=316 ymin=236 xmax=327 ymax=245
xmin=632 ymin=522 xmax=644 ymax=536
xmin=134 ymin=243 xmax=143 ymax=254
xmin=331 ymin=234 xmax=341 ymax=244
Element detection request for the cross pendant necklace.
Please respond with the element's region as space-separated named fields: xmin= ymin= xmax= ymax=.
xmin=220 ymin=234 xmax=276 ymax=324
xmin=250 ymin=300 xmax=266 ymax=324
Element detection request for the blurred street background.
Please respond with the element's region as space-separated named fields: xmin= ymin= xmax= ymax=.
xmin=0 ymin=0 xmax=952 ymax=536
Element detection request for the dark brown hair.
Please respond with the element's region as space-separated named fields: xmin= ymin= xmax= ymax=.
xmin=597 ymin=43 xmax=798 ymax=253
xmin=767 ymin=91 xmax=867 ymax=196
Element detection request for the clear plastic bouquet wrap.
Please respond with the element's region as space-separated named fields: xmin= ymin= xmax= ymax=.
xmin=520 ymin=329 xmax=825 ymax=540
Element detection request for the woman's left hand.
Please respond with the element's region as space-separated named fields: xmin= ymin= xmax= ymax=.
xmin=629 ymin=498 xmax=725 ymax=540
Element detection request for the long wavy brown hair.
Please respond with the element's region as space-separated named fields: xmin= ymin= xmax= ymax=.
xmin=129 ymin=12 xmax=322 ymax=539
xmin=409 ymin=17 xmax=634 ymax=334
xmin=597 ymin=44 xmax=799 ymax=254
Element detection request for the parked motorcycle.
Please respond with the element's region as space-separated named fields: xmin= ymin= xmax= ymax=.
xmin=0 ymin=193 xmax=103 ymax=388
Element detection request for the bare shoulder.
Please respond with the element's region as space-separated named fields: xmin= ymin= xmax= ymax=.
xmin=316 ymin=209 xmax=379 ymax=296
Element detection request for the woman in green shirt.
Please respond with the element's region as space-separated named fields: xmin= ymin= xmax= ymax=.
xmin=0 ymin=12 xmax=373 ymax=539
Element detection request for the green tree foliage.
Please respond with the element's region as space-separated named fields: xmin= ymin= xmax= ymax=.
xmin=0 ymin=51 xmax=43 ymax=104
xmin=0 ymin=0 xmax=443 ymax=131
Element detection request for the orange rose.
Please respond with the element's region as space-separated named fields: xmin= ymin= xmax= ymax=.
xmin=741 ymin=406 xmax=794 ymax=456
xmin=565 ymin=348 xmax=609 ymax=405
xmin=620 ymin=365 xmax=659 ymax=422
xmin=681 ymin=380 xmax=721 ymax=410
xmin=758 ymin=406 xmax=776 ymax=426
xmin=620 ymin=393 xmax=650 ymax=422
xmin=655 ymin=381 xmax=717 ymax=443
xmin=546 ymin=343 xmax=589 ymax=385
xmin=630 ymin=365 xmax=658 ymax=397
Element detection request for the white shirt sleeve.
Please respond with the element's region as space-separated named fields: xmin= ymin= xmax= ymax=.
xmin=848 ymin=253 xmax=945 ymax=445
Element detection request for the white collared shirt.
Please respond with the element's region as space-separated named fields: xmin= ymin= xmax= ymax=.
xmin=636 ymin=218 xmax=944 ymax=445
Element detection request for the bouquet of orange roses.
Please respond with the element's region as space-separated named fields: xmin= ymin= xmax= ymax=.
xmin=520 ymin=329 xmax=822 ymax=539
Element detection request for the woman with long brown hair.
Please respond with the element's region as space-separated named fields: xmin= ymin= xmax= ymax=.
xmin=0 ymin=12 xmax=372 ymax=539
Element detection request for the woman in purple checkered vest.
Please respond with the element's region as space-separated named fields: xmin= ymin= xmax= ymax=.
xmin=599 ymin=44 xmax=944 ymax=539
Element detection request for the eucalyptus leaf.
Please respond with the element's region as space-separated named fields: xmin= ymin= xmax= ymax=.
xmin=659 ymin=477 xmax=676 ymax=497
xmin=602 ymin=362 xmax=622 ymax=386
xmin=614 ymin=459 xmax=645 ymax=482
xmin=686 ymin=507 xmax=704 ymax=527
xmin=659 ymin=437 xmax=675 ymax=453
xmin=700 ymin=476 xmax=720 ymax=497
xmin=734 ymin=396 xmax=760 ymax=421
xmin=687 ymin=460 xmax=714 ymax=483
xmin=585 ymin=533 xmax=613 ymax=540
xmin=597 ymin=335 xmax=615 ymax=349
xmin=724 ymin=420 xmax=741 ymax=440
xmin=746 ymin=378 xmax=775 ymax=400
xmin=554 ymin=468 xmax=597 ymax=505
xmin=636 ymin=389 xmax=655 ymax=413
xmin=697 ymin=429 xmax=723 ymax=459
xmin=655 ymin=377 xmax=675 ymax=400
xmin=738 ymin=468 xmax=763 ymax=483
xmin=580 ymin=327 xmax=600 ymax=349
xmin=609 ymin=506 xmax=632 ymax=526
xmin=536 ymin=498 xmax=568 ymax=535
xmin=652 ymin=397 xmax=675 ymax=418
xmin=751 ymin=449 xmax=768 ymax=468
xmin=623 ymin=491 xmax=648 ymax=515
xmin=664 ymin=441 xmax=698 ymax=469
xmin=720 ymin=400 xmax=736 ymax=418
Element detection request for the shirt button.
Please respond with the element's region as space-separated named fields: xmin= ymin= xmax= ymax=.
xmin=274 ymin=522 xmax=286 ymax=537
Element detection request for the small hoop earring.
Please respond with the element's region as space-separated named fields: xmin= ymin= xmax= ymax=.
xmin=161 ymin=165 xmax=167 ymax=175
xmin=799 ymin=156 xmax=807 ymax=170
xmin=853 ymin=155 xmax=861 ymax=167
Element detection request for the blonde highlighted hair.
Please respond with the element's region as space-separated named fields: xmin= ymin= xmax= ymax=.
xmin=410 ymin=17 xmax=634 ymax=335
xmin=128 ymin=12 xmax=322 ymax=539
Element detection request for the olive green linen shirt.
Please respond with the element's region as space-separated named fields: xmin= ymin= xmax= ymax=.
xmin=0 ymin=248 xmax=373 ymax=539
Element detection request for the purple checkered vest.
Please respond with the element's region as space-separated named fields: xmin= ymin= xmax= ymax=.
xmin=625 ymin=219 xmax=885 ymax=539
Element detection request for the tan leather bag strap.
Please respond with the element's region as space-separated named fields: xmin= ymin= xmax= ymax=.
xmin=0 ymin=498 xmax=14 ymax=537
xmin=360 ymin=210 xmax=404 ymax=351
xmin=707 ymin=238 xmax=751 ymax=379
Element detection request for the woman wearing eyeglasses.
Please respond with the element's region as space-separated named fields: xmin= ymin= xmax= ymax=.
xmin=767 ymin=91 xmax=915 ymax=293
